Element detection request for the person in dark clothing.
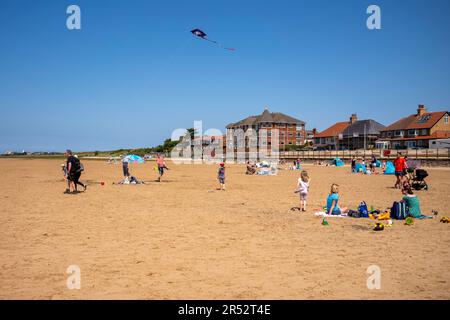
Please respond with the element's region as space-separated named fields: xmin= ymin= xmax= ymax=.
xmin=351 ymin=157 xmax=356 ymax=173
xmin=65 ymin=150 xmax=86 ymax=193
xmin=370 ymin=155 xmax=378 ymax=174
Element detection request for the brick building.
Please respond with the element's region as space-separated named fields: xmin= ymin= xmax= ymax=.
xmin=377 ymin=105 xmax=450 ymax=149
xmin=225 ymin=108 xmax=306 ymax=151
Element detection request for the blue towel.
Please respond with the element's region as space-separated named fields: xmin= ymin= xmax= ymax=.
xmin=416 ymin=215 xmax=433 ymax=220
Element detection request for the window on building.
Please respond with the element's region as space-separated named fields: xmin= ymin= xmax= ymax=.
xmin=406 ymin=141 xmax=417 ymax=148
xmin=394 ymin=131 xmax=403 ymax=137
xmin=445 ymin=114 xmax=449 ymax=124
xmin=421 ymin=129 xmax=428 ymax=136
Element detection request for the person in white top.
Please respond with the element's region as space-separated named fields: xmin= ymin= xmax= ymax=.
xmin=295 ymin=170 xmax=310 ymax=212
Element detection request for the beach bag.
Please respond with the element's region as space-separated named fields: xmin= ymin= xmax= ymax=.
xmin=347 ymin=209 xmax=361 ymax=218
xmin=390 ymin=201 xmax=409 ymax=220
xmin=77 ymin=162 xmax=84 ymax=173
xmin=358 ymin=201 xmax=369 ymax=218
xmin=72 ymin=157 xmax=82 ymax=172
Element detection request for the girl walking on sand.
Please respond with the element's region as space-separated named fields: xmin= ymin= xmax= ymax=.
xmin=295 ymin=170 xmax=310 ymax=212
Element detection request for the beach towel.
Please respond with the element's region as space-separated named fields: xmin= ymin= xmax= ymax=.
xmin=415 ymin=215 xmax=433 ymax=220
xmin=314 ymin=211 xmax=348 ymax=218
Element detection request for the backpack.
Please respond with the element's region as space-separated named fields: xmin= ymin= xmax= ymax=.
xmin=358 ymin=201 xmax=369 ymax=218
xmin=347 ymin=209 xmax=361 ymax=218
xmin=73 ymin=157 xmax=83 ymax=173
xmin=390 ymin=201 xmax=409 ymax=220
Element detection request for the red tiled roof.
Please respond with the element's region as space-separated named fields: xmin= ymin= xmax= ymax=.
xmin=382 ymin=111 xmax=448 ymax=131
xmin=379 ymin=131 xmax=450 ymax=141
xmin=315 ymin=122 xmax=350 ymax=138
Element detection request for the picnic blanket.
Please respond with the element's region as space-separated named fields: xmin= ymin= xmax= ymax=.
xmin=314 ymin=211 xmax=348 ymax=218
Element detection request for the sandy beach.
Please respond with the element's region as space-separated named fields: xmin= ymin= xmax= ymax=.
xmin=0 ymin=158 xmax=449 ymax=299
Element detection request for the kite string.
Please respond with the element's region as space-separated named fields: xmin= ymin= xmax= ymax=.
xmin=204 ymin=37 xmax=235 ymax=51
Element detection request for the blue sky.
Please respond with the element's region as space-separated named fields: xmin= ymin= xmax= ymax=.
xmin=1 ymin=0 xmax=449 ymax=152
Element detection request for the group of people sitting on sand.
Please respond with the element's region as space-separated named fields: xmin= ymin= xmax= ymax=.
xmin=350 ymin=155 xmax=384 ymax=174
xmin=293 ymin=156 xmax=424 ymax=218
xmin=245 ymin=161 xmax=278 ymax=175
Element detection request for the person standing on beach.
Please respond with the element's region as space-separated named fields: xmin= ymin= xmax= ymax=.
xmin=351 ymin=156 xmax=356 ymax=173
xmin=217 ymin=162 xmax=226 ymax=191
xmin=394 ymin=153 xmax=407 ymax=189
xmin=370 ymin=155 xmax=378 ymax=174
xmin=61 ymin=163 xmax=70 ymax=194
xmin=122 ymin=155 xmax=130 ymax=180
xmin=65 ymin=150 xmax=86 ymax=193
xmin=156 ymin=154 xmax=167 ymax=182
xmin=64 ymin=150 xmax=76 ymax=193
xmin=71 ymin=154 xmax=86 ymax=192
xmin=295 ymin=170 xmax=310 ymax=211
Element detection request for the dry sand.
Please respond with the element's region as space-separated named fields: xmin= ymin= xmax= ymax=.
xmin=0 ymin=158 xmax=449 ymax=299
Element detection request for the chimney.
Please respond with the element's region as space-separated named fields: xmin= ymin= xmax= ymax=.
xmin=350 ymin=114 xmax=358 ymax=124
xmin=417 ymin=104 xmax=427 ymax=116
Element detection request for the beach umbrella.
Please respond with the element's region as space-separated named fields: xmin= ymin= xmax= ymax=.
xmin=124 ymin=155 xmax=145 ymax=164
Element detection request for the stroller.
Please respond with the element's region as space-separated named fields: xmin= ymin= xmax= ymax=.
xmin=410 ymin=168 xmax=429 ymax=191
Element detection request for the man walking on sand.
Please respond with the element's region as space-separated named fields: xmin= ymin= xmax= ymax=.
xmin=65 ymin=149 xmax=86 ymax=194
xmin=156 ymin=154 xmax=167 ymax=182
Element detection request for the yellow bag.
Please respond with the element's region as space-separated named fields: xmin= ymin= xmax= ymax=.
xmin=378 ymin=211 xmax=390 ymax=220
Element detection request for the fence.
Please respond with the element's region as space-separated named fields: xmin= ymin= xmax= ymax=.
xmin=279 ymin=149 xmax=450 ymax=160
